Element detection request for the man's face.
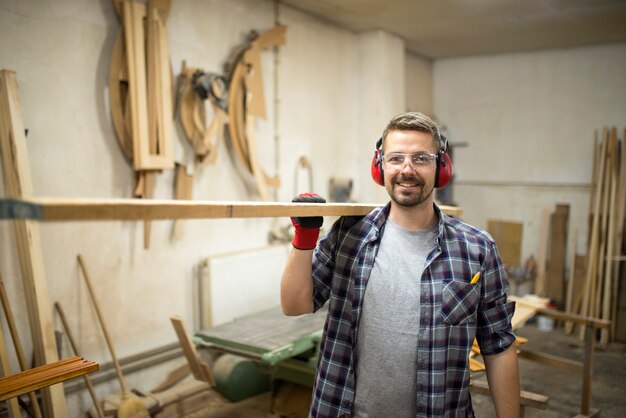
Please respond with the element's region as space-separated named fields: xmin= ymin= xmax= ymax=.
xmin=383 ymin=130 xmax=437 ymax=208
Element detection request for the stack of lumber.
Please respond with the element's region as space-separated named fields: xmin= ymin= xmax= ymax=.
xmin=568 ymin=127 xmax=626 ymax=344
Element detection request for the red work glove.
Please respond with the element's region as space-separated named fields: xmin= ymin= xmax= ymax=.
xmin=291 ymin=193 xmax=326 ymax=250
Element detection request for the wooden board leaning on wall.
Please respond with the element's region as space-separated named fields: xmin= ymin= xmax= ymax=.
xmin=0 ymin=198 xmax=462 ymax=222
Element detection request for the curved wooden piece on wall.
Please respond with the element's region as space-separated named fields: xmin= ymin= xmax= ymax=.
xmin=227 ymin=61 xmax=252 ymax=172
xmin=108 ymin=30 xmax=133 ymax=160
xmin=226 ymin=25 xmax=287 ymax=200
xmin=179 ymin=70 xmax=207 ymax=156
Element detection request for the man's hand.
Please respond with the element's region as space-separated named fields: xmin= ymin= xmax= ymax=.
xmin=291 ymin=193 xmax=326 ymax=250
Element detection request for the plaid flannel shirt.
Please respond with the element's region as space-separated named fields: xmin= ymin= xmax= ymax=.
xmin=309 ymin=203 xmax=516 ymax=418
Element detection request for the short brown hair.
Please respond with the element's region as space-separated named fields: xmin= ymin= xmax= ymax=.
xmin=381 ymin=112 xmax=441 ymax=152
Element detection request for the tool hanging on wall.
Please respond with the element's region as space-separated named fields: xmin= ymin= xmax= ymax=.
xmin=109 ymin=0 xmax=175 ymax=249
xmin=171 ymin=162 xmax=194 ymax=240
xmin=224 ymin=25 xmax=287 ymax=201
xmin=176 ymin=62 xmax=228 ymax=165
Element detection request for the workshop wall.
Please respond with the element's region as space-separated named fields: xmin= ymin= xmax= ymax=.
xmin=406 ymin=52 xmax=433 ymax=117
xmin=0 ymin=0 xmax=405 ymax=415
xmin=433 ymin=42 xmax=626 ymax=268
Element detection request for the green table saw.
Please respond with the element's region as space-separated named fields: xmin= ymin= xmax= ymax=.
xmin=194 ymin=306 xmax=327 ymax=401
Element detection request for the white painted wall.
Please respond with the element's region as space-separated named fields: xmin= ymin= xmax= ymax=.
xmin=433 ymin=43 xmax=626 ymax=264
xmin=0 ymin=1 xmax=402 ymax=416
xmin=405 ymin=52 xmax=433 ymax=117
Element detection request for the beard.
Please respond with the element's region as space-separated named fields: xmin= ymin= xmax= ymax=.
xmin=387 ymin=173 xmax=434 ymax=207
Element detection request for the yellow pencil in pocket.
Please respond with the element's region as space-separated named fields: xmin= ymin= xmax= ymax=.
xmin=470 ymin=272 xmax=481 ymax=284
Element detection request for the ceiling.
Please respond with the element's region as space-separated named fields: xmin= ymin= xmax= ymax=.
xmin=279 ymin=0 xmax=626 ymax=58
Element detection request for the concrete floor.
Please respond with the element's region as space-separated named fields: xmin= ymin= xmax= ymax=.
xmin=473 ymin=322 xmax=626 ymax=417
xmin=204 ymin=322 xmax=626 ymax=418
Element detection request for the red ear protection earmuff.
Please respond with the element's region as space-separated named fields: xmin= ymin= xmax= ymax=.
xmin=370 ymin=131 xmax=453 ymax=188
xmin=370 ymin=138 xmax=385 ymax=186
xmin=434 ymin=134 xmax=453 ymax=189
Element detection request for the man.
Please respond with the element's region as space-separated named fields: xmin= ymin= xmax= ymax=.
xmin=281 ymin=112 xmax=519 ymax=418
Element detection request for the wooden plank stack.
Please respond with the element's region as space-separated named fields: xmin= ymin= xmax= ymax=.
xmin=0 ymin=356 xmax=99 ymax=402
xmin=567 ymin=127 xmax=626 ymax=344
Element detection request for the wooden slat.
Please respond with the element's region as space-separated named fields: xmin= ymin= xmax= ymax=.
xmin=593 ymin=132 xmax=614 ymax=323
xmin=564 ymin=228 xmax=579 ymax=333
xmin=534 ymin=208 xmax=550 ymax=296
xmin=123 ymin=0 xmax=149 ymax=170
xmin=157 ymin=5 xmax=174 ymax=165
xmin=545 ymin=204 xmax=569 ymax=307
xmin=611 ymin=130 xmax=626 ymax=339
xmin=0 ymin=69 xmax=67 ymax=417
xmin=0 ymin=197 xmax=462 ymax=221
xmin=54 ymin=302 xmax=104 ymax=418
xmin=123 ymin=0 xmax=172 ymax=170
xmin=0 ymin=356 xmax=98 ymax=401
xmin=535 ymin=308 xmax=611 ymax=329
xmin=0 ymin=278 xmax=43 ymax=418
xmin=600 ymin=128 xmax=619 ymax=344
xmin=170 ymin=317 xmax=214 ymax=386
xmin=579 ymin=132 xmax=608 ymax=338
xmin=0 ymin=321 xmax=21 ymax=417
xmin=172 ymin=163 xmax=194 ymax=239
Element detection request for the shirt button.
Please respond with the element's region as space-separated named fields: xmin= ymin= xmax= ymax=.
xmin=343 ymin=401 xmax=351 ymax=407
xmin=349 ymin=369 xmax=354 ymax=374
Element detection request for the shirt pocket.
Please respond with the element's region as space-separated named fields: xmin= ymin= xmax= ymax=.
xmin=440 ymin=280 xmax=480 ymax=325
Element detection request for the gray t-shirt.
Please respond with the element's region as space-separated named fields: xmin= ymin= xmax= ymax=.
xmin=353 ymin=218 xmax=438 ymax=418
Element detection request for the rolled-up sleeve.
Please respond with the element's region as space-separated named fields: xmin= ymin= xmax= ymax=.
xmin=476 ymin=242 xmax=516 ymax=355
xmin=311 ymin=220 xmax=340 ymax=312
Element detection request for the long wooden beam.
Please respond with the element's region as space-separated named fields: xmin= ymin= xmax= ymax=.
xmin=1 ymin=69 xmax=67 ymax=416
xmin=0 ymin=198 xmax=462 ymax=222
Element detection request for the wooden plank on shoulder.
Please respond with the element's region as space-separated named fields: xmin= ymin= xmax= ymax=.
xmin=0 ymin=197 xmax=463 ymax=221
